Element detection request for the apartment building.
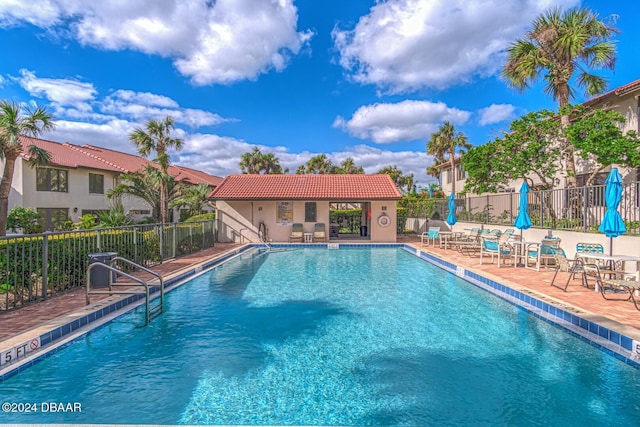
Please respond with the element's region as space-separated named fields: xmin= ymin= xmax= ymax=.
xmin=4 ymin=136 xmax=222 ymax=231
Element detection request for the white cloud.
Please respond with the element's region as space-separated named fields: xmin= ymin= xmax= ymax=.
xmin=332 ymin=0 xmax=579 ymax=93
xmin=49 ymin=118 xmax=435 ymax=185
xmin=12 ymin=71 xmax=230 ymax=128
xmin=0 ymin=0 xmax=61 ymax=27
xmin=478 ymin=104 xmax=516 ymax=126
xmin=16 ymin=69 xmax=97 ymax=111
xmin=1 ymin=0 xmax=312 ymax=85
xmin=333 ymin=100 xmax=471 ymax=143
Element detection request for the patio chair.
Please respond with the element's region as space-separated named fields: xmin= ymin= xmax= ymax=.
xmin=583 ymin=264 xmax=640 ymax=311
xmin=550 ymin=252 xmax=586 ymax=291
xmin=459 ymin=229 xmax=494 ymax=257
xmin=479 ymin=235 xmax=513 ymax=267
xmin=420 ymin=227 xmax=440 ymax=247
xmin=313 ymin=223 xmax=327 ymax=243
xmin=289 ymin=223 xmax=304 ymax=243
xmin=528 ymin=237 xmax=564 ymax=270
xmin=452 ymin=228 xmax=480 ymax=251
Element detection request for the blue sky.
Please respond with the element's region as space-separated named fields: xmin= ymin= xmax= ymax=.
xmin=1 ymin=0 xmax=638 ymax=187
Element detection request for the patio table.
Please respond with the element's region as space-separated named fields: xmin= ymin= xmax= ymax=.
xmin=438 ymin=231 xmax=455 ymax=250
xmin=510 ymin=240 xmax=541 ymax=270
xmin=578 ymin=253 xmax=640 ymax=276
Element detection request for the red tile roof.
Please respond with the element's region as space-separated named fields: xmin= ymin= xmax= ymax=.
xmin=583 ymin=78 xmax=640 ymax=106
xmin=19 ymin=136 xmax=222 ymax=186
xmin=209 ymin=174 xmax=403 ymax=200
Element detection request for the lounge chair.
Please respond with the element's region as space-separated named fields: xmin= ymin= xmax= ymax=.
xmin=479 ymin=235 xmax=513 ymax=267
xmin=550 ymin=252 xmax=585 ymax=291
xmin=420 ymin=227 xmax=440 ymax=247
xmin=289 ymin=223 xmax=304 ymax=243
xmin=583 ymin=264 xmax=640 ymax=311
xmin=313 ymin=223 xmax=327 ymax=242
xmin=460 ymin=229 xmax=495 ymax=257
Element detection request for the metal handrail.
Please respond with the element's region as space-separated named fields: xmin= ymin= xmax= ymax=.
xmin=85 ymin=257 xmax=164 ymax=326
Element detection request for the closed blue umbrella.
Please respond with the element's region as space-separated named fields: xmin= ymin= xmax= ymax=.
xmin=513 ymin=182 xmax=532 ymax=266
xmin=599 ymin=168 xmax=626 ymax=254
xmin=428 ymin=186 xmax=434 ymax=199
xmin=514 ymin=182 xmax=532 ymax=232
xmin=446 ymin=192 xmax=457 ymax=226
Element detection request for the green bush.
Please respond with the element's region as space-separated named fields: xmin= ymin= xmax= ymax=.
xmin=185 ymin=213 xmax=216 ymax=223
xmin=7 ymin=207 xmax=44 ymax=234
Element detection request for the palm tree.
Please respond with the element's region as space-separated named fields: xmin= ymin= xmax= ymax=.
xmin=240 ymin=147 xmax=286 ymax=174
xmin=108 ymin=165 xmax=182 ymax=223
xmin=426 ymin=121 xmax=471 ymax=195
xmin=334 ymin=157 xmax=364 ymax=174
xmin=129 ymin=116 xmax=184 ymax=223
xmin=239 ymin=147 xmax=265 ymax=174
xmin=170 ymin=183 xmax=213 ymax=219
xmin=300 ymin=154 xmax=334 ymax=174
xmin=0 ymin=101 xmax=54 ymax=236
xmin=502 ymin=6 xmax=617 ymax=186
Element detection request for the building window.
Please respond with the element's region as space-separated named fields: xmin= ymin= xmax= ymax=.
xmin=37 ymin=168 xmax=68 ymax=192
xmin=455 ymin=164 xmax=465 ymax=181
xmin=37 ymin=208 xmax=69 ymax=231
xmin=276 ymin=201 xmax=293 ymax=224
xmin=305 ymin=202 xmax=317 ymax=222
xmin=89 ymin=173 xmax=104 ymax=194
xmin=445 ymin=169 xmax=452 ymax=184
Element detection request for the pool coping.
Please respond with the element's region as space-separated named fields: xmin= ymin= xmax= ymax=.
xmin=1 ymin=243 xmax=639 ymax=380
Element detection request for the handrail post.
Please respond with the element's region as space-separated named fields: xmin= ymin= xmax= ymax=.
xmin=41 ymin=233 xmax=49 ymax=300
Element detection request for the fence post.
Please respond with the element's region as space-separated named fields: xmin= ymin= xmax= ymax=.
xmin=486 ymin=195 xmax=490 ymax=224
xmin=42 ymin=233 xmax=48 ymax=300
xmin=583 ymin=186 xmax=588 ymax=233
xmin=172 ymin=223 xmax=176 ymax=258
xmin=159 ymin=224 xmax=164 ymax=263
xmin=96 ymin=229 xmax=101 ymax=251
xmin=133 ymin=226 xmax=138 ymax=263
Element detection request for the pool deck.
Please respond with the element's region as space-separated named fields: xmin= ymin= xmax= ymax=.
xmin=1 ymin=237 xmax=640 ymax=354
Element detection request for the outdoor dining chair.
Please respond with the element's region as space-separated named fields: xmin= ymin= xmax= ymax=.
xmin=550 ymin=252 xmax=586 ymax=291
xmin=420 ymin=227 xmax=440 ymax=247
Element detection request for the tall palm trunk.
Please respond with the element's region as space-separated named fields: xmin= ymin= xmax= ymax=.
xmin=449 ymin=149 xmax=456 ymax=196
xmin=0 ymin=151 xmax=19 ymax=236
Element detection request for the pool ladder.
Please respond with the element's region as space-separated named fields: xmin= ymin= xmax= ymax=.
xmin=86 ymin=257 xmax=164 ymax=326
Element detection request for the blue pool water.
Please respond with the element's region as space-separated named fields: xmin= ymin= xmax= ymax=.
xmin=1 ymin=247 xmax=640 ymax=425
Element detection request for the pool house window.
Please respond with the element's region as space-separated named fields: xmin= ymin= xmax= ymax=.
xmin=276 ymin=201 xmax=293 ymax=224
xmin=36 ymin=168 xmax=68 ymax=192
xmin=305 ymin=202 xmax=317 ymax=222
xmin=89 ymin=173 xmax=104 ymax=194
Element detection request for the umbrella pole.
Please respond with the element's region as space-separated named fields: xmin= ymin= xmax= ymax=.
xmin=609 ymin=237 xmax=613 ymax=256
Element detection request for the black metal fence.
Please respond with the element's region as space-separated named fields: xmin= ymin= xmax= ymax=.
xmin=0 ymin=220 xmax=216 ymax=311
xmin=404 ymin=181 xmax=640 ymax=235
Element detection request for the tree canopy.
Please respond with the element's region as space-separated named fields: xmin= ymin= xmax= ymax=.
xmin=462 ymin=106 xmax=640 ymax=194
xmin=0 ymin=100 xmax=54 ymax=236
xmin=501 ymin=6 xmax=618 ymax=186
xmin=239 ymin=147 xmax=287 ymax=174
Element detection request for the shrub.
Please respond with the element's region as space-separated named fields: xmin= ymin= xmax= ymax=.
xmin=7 ymin=206 xmax=44 ymax=234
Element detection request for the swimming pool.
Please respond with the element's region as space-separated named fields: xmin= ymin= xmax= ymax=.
xmin=1 ymin=247 xmax=639 ymax=425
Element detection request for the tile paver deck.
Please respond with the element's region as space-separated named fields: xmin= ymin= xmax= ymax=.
xmin=1 ymin=237 xmax=639 ymax=352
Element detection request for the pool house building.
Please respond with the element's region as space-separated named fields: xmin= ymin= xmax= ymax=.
xmin=210 ymin=174 xmax=403 ymax=243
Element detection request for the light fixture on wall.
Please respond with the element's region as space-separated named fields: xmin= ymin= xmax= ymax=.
xmin=73 ymin=207 xmax=78 ymax=213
